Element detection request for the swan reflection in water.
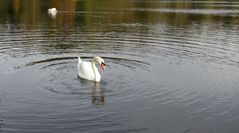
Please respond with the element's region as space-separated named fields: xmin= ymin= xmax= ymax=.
xmin=79 ymin=79 xmax=105 ymax=105
xmin=91 ymin=82 xmax=105 ymax=105
xmin=78 ymin=78 xmax=105 ymax=105
xmin=45 ymin=79 xmax=105 ymax=105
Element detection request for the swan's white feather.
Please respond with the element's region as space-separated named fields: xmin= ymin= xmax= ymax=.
xmin=77 ymin=57 xmax=101 ymax=82
xmin=48 ymin=8 xmax=57 ymax=13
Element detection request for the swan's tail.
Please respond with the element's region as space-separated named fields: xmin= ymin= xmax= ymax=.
xmin=77 ymin=56 xmax=82 ymax=72
xmin=78 ymin=56 xmax=82 ymax=63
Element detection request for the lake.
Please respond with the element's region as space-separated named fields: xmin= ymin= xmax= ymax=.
xmin=0 ymin=0 xmax=239 ymax=132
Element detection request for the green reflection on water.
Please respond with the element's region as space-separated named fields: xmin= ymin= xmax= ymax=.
xmin=0 ymin=0 xmax=239 ymax=28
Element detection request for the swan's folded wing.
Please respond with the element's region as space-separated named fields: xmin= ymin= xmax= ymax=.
xmin=78 ymin=61 xmax=94 ymax=80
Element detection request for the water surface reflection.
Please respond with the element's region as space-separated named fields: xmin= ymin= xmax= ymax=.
xmin=0 ymin=0 xmax=239 ymax=133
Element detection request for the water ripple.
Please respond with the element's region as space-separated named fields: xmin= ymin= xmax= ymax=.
xmin=129 ymin=8 xmax=239 ymax=16
xmin=0 ymin=2 xmax=239 ymax=132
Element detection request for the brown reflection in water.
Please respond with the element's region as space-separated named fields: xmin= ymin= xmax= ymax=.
xmin=13 ymin=0 xmax=20 ymax=16
xmin=49 ymin=0 xmax=76 ymax=27
xmin=0 ymin=0 xmax=239 ymax=34
xmin=0 ymin=0 xmax=238 ymax=30
xmin=18 ymin=0 xmax=41 ymax=27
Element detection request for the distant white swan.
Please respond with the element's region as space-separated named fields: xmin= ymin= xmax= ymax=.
xmin=77 ymin=56 xmax=106 ymax=82
xmin=48 ymin=8 xmax=57 ymax=14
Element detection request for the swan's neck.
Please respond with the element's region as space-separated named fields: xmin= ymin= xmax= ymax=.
xmin=91 ymin=61 xmax=100 ymax=82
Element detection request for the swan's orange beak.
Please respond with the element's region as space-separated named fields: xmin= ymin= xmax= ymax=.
xmin=101 ymin=63 xmax=106 ymax=70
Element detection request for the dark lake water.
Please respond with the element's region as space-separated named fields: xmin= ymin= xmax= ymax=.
xmin=1 ymin=0 xmax=239 ymax=132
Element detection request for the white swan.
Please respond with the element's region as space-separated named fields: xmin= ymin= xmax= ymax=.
xmin=48 ymin=8 xmax=57 ymax=14
xmin=77 ymin=56 xmax=106 ymax=82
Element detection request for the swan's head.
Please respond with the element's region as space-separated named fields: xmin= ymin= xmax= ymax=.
xmin=52 ymin=8 xmax=57 ymax=11
xmin=48 ymin=8 xmax=57 ymax=13
xmin=92 ymin=56 xmax=106 ymax=70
